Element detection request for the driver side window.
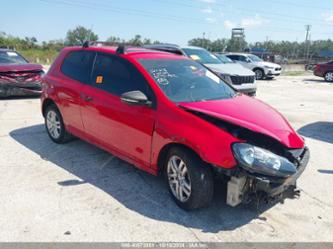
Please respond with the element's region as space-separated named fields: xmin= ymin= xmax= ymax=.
xmin=91 ymin=53 xmax=155 ymax=103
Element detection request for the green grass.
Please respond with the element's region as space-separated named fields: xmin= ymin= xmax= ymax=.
xmin=18 ymin=49 xmax=59 ymax=65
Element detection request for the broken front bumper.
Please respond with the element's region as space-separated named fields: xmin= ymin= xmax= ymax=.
xmin=0 ymin=82 xmax=42 ymax=97
xmin=226 ymin=147 xmax=310 ymax=207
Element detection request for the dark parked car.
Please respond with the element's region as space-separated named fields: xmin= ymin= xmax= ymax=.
xmin=41 ymin=44 xmax=309 ymax=210
xmin=0 ymin=49 xmax=44 ymax=97
xmin=313 ymin=61 xmax=333 ymax=82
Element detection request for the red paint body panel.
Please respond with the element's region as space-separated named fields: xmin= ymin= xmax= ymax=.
xmin=314 ymin=62 xmax=333 ymax=77
xmin=0 ymin=63 xmax=42 ymax=73
xmin=179 ymin=95 xmax=304 ymax=149
xmin=42 ymin=46 xmax=305 ymax=175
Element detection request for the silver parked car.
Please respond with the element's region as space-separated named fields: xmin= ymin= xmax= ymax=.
xmin=226 ymin=53 xmax=282 ymax=80
xmin=144 ymin=44 xmax=257 ymax=96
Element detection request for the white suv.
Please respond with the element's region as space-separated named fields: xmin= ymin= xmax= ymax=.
xmin=226 ymin=53 xmax=282 ymax=80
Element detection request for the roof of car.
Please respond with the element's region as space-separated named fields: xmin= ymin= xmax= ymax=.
xmin=180 ymin=46 xmax=206 ymax=50
xmin=226 ymin=53 xmax=251 ymax=56
xmin=63 ymin=45 xmax=187 ymax=60
xmin=0 ymin=48 xmax=15 ymax=52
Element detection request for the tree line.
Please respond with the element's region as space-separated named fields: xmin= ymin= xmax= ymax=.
xmin=1 ymin=26 xmax=333 ymax=63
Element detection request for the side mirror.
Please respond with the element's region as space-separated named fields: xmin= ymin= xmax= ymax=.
xmin=245 ymin=58 xmax=251 ymax=63
xmin=120 ymin=90 xmax=151 ymax=107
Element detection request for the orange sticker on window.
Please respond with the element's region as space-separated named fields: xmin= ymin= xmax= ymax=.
xmin=96 ymin=76 xmax=103 ymax=84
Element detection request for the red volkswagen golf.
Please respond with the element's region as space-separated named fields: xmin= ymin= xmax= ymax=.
xmin=41 ymin=44 xmax=309 ymax=210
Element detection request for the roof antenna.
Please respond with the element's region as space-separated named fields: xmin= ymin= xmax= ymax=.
xmin=116 ymin=44 xmax=125 ymax=54
xmin=83 ymin=24 xmax=94 ymax=48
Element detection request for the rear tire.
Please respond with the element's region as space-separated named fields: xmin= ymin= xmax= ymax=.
xmin=44 ymin=104 xmax=72 ymax=144
xmin=164 ymin=147 xmax=214 ymax=210
xmin=324 ymin=72 xmax=333 ymax=82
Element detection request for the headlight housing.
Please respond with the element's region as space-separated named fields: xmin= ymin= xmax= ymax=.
xmin=264 ymin=66 xmax=275 ymax=69
xmin=219 ymin=74 xmax=232 ymax=84
xmin=232 ymin=143 xmax=297 ymax=178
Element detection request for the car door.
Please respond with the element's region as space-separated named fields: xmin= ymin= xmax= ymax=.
xmin=80 ymin=52 xmax=156 ymax=168
xmin=57 ymin=50 xmax=95 ymax=134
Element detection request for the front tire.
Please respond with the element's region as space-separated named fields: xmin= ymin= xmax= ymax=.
xmin=45 ymin=104 xmax=72 ymax=144
xmin=165 ymin=147 xmax=214 ymax=210
xmin=324 ymin=72 xmax=333 ymax=82
xmin=254 ymin=68 xmax=264 ymax=80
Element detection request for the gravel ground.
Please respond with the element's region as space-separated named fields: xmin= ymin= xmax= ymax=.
xmin=0 ymin=75 xmax=332 ymax=242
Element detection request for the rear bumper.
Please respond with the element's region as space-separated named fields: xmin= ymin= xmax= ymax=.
xmin=0 ymin=82 xmax=42 ymax=97
xmin=313 ymin=70 xmax=324 ymax=77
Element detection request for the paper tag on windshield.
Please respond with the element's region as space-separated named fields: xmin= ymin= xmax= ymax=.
xmin=189 ymin=55 xmax=200 ymax=61
xmin=206 ymin=70 xmax=220 ymax=83
xmin=6 ymin=52 xmax=17 ymax=57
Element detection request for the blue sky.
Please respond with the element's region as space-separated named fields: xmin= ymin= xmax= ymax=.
xmin=1 ymin=0 xmax=333 ymax=45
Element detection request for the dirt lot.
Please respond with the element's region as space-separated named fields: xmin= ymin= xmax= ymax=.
xmin=0 ymin=75 xmax=332 ymax=242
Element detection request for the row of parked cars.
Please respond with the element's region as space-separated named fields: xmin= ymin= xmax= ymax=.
xmin=145 ymin=44 xmax=282 ymax=96
xmin=0 ymin=45 xmax=283 ymax=98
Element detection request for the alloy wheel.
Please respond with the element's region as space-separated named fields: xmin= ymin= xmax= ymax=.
xmin=46 ymin=110 xmax=61 ymax=139
xmin=255 ymin=69 xmax=263 ymax=80
xmin=167 ymin=155 xmax=191 ymax=202
xmin=325 ymin=72 xmax=333 ymax=82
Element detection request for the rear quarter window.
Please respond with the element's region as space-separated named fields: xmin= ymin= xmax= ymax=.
xmin=61 ymin=50 xmax=95 ymax=84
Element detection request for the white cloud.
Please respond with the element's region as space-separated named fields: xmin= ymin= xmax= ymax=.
xmin=206 ymin=17 xmax=216 ymax=23
xmin=202 ymin=7 xmax=213 ymax=14
xmin=224 ymin=20 xmax=236 ymax=29
xmin=323 ymin=12 xmax=333 ymax=23
xmin=240 ymin=15 xmax=269 ymax=28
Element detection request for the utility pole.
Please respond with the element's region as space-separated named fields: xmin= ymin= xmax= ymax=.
xmin=304 ymin=25 xmax=311 ymax=63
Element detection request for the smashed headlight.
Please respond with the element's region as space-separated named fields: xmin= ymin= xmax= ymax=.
xmin=232 ymin=143 xmax=297 ymax=178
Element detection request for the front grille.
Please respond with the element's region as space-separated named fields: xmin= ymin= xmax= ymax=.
xmin=230 ymin=75 xmax=255 ymax=85
xmin=275 ymin=68 xmax=281 ymax=71
xmin=0 ymin=70 xmax=42 ymax=81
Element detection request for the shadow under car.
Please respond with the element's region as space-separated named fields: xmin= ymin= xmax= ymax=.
xmin=10 ymin=124 xmax=288 ymax=233
xmin=298 ymin=121 xmax=333 ymax=144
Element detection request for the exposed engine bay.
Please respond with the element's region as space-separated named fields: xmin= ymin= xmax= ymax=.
xmin=183 ymin=108 xmax=310 ymax=207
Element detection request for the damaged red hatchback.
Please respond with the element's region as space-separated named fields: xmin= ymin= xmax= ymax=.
xmin=0 ymin=49 xmax=44 ymax=97
xmin=41 ymin=44 xmax=309 ymax=210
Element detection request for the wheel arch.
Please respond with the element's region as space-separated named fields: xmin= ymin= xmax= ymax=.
xmin=42 ymin=98 xmax=57 ymax=117
xmin=156 ymin=142 xmax=207 ymax=176
xmin=253 ymin=67 xmax=264 ymax=73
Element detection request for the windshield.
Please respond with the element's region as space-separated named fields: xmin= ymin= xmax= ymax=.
xmin=0 ymin=51 xmax=28 ymax=64
xmin=248 ymin=54 xmax=263 ymax=62
xmin=139 ymin=59 xmax=235 ymax=103
xmin=215 ymin=54 xmax=234 ymax=64
xmin=182 ymin=48 xmax=222 ymax=64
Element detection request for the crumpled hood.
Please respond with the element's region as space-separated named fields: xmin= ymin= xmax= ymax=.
xmin=180 ymin=95 xmax=304 ymax=149
xmin=205 ymin=63 xmax=255 ymax=76
xmin=0 ymin=63 xmax=43 ymax=73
